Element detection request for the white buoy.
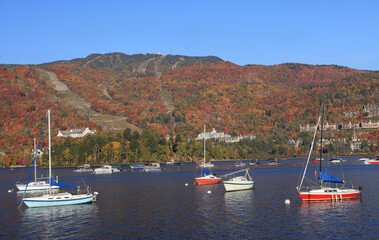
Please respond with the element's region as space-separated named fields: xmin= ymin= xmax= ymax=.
xmin=185 ymin=183 xmax=188 ymax=186
xmin=8 ymin=189 xmax=13 ymax=193
xmin=285 ymin=199 xmax=291 ymax=204
xmin=207 ymin=190 xmax=211 ymax=194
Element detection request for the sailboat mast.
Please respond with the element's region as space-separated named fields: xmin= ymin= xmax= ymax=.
xmin=320 ymin=89 xmax=326 ymax=174
xmin=48 ymin=109 xmax=52 ymax=193
xmin=34 ymin=138 xmax=36 ymax=182
xmin=203 ymin=125 xmax=206 ymax=163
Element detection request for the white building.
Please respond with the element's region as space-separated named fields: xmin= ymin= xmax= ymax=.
xmin=57 ymin=127 xmax=96 ymax=138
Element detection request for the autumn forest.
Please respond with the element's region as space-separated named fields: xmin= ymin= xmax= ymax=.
xmin=0 ymin=53 xmax=378 ymax=167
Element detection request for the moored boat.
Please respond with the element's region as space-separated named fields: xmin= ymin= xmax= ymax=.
xmin=129 ymin=163 xmax=145 ymax=170
xmin=364 ymin=157 xmax=379 ymax=165
xmin=21 ymin=110 xmax=97 ymax=208
xmin=222 ymin=168 xmax=254 ymax=192
xmin=235 ymin=161 xmax=246 ymax=167
xmin=74 ymin=164 xmax=93 ymax=173
xmin=296 ymin=93 xmax=362 ymax=201
xmin=194 ymin=125 xmax=221 ymax=186
xmin=143 ymin=163 xmax=162 ymax=172
xmin=329 ymin=157 xmax=346 ymax=163
xmin=94 ymin=165 xmax=113 ymax=174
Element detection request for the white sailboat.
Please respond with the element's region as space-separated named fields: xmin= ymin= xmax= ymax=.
xmin=16 ymin=138 xmax=59 ymax=191
xmin=222 ymin=168 xmax=254 ymax=192
xmin=22 ymin=110 xmax=98 ymax=208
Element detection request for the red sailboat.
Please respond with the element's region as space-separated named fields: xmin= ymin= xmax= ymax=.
xmin=195 ymin=126 xmax=221 ymax=186
xmin=297 ymin=91 xmax=362 ymax=201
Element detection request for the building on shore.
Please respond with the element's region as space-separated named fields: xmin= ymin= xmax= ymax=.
xmin=57 ymin=127 xmax=96 ymax=138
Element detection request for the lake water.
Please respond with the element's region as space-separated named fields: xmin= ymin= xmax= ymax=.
xmin=1 ymin=157 xmax=378 ymax=239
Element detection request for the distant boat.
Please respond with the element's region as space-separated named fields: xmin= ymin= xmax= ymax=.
xmin=363 ymin=157 xmax=379 ymax=165
xmin=249 ymin=160 xmax=260 ymax=165
xmin=74 ymin=164 xmax=93 ymax=173
xmin=359 ymin=157 xmax=371 ymax=162
xmin=111 ymin=164 xmax=122 ymax=172
xmin=194 ymin=125 xmax=221 ymax=186
xmin=296 ymin=93 xmax=361 ymax=201
xmin=222 ymin=168 xmax=254 ymax=192
xmin=329 ymin=157 xmax=346 ymax=163
xmin=267 ymin=158 xmax=281 ymax=166
xmin=22 ymin=110 xmax=97 ymax=208
xmin=166 ymin=160 xmax=175 ymax=165
xmin=235 ymin=161 xmax=246 ymax=167
xmin=196 ymin=162 xmax=215 ymax=168
xmin=311 ymin=157 xmax=324 ymax=163
xmin=143 ymin=163 xmax=162 ymax=172
xmin=94 ymin=165 xmax=113 ymax=174
xmin=129 ymin=163 xmax=145 ymax=170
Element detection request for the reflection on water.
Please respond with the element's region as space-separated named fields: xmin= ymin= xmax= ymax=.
xmin=297 ymin=198 xmax=368 ymax=239
xmin=20 ymin=204 xmax=98 ymax=239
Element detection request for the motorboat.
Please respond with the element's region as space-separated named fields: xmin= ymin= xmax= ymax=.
xmin=74 ymin=164 xmax=93 ymax=173
xmin=129 ymin=163 xmax=145 ymax=170
xmin=94 ymin=165 xmax=113 ymax=174
xmin=196 ymin=162 xmax=215 ymax=168
xmin=363 ymin=157 xmax=379 ymax=165
xmin=249 ymin=160 xmax=260 ymax=165
xmin=144 ymin=163 xmax=162 ymax=172
xmin=222 ymin=168 xmax=254 ymax=192
xmin=111 ymin=164 xmax=122 ymax=172
xmin=329 ymin=157 xmax=346 ymax=163
xmin=235 ymin=161 xmax=246 ymax=167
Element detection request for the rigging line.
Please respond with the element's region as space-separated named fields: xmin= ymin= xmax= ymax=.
xmin=298 ymin=115 xmax=321 ymax=191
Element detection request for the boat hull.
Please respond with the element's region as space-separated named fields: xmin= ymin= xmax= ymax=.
xmin=195 ymin=177 xmax=221 ymax=186
xmin=364 ymin=160 xmax=379 ymax=165
xmin=223 ymin=181 xmax=254 ymax=192
xmin=298 ymin=189 xmax=361 ymax=201
xmin=23 ymin=193 xmax=94 ymax=208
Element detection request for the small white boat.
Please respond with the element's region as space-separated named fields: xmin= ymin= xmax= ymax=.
xmin=197 ymin=162 xmax=215 ymax=168
xmin=94 ymin=165 xmax=113 ymax=174
xmin=111 ymin=164 xmax=122 ymax=172
xmin=235 ymin=161 xmax=246 ymax=167
xmin=329 ymin=157 xmax=346 ymax=163
xmin=223 ymin=168 xmax=254 ymax=192
xmin=74 ymin=164 xmax=93 ymax=173
xmin=144 ymin=163 xmax=162 ymax=172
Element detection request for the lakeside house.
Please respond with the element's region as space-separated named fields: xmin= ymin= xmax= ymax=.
xmin=57 ymin=127 xmax=96 ymax=138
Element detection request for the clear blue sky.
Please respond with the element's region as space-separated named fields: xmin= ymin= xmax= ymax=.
xmin=1 ymin=0 xmax=378 ymax=70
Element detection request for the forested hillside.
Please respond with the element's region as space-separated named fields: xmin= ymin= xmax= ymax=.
xmin=1 ymin=53 xmax=378 ymax=166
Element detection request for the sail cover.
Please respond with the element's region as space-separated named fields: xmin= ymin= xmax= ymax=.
xmin=320 ymin=172 xmax=344 ymax=183
xmin=50 ymin=177 xmax=78 ymax=188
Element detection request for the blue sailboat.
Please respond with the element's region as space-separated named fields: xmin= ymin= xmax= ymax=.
xmin=22 ymin=110 xmax=98 ymax=208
